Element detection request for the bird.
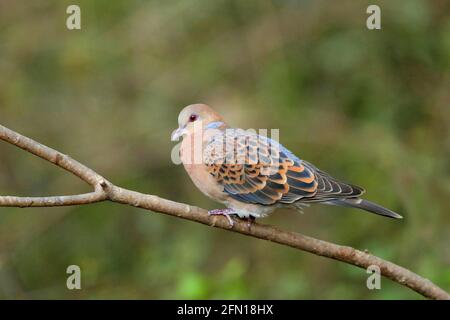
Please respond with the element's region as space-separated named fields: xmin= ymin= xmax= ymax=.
xmin=171 ymin=103 xmax=402 ymax=227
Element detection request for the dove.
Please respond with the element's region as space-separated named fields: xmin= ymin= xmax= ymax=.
xmin=171 ymin=104 xmax=402 ymax=227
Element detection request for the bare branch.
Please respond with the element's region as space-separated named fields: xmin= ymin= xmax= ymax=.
xmin=0 ymin=125 xmax=106 ymax=187
xmin=0 ymin=124 xmax=449 ymax=300
xmin=0 ymin=191 xmax=107 ymax=207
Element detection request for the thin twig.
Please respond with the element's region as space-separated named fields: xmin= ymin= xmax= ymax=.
xmin=0 ymin=124 xmax=449 ymax=300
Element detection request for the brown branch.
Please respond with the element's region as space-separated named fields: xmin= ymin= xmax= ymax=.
xmin=0 ymin=124 xmax=449 ymax=300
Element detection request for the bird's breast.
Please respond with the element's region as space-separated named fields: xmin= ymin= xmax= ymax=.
xmin=183 ymin=163 xmax=228 ymax=202
xmin=180 ymin=137 xmax=228 ymax=203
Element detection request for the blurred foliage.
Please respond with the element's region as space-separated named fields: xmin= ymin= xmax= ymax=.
xmin=0 ymin=0 xmax=449 ymax=299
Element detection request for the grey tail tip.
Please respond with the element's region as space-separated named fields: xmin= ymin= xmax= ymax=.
xmin=340 ymin=198 xmax=403 ymax=219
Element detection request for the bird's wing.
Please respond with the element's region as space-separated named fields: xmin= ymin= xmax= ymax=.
xmin=204 ymin=129 xmax=364 ymax=206
xmin=300 ymin=161 xmax=365 ymax=203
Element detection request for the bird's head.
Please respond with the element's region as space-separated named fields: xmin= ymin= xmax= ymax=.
xmin=171 ymin=104 xmax=225 ymax=141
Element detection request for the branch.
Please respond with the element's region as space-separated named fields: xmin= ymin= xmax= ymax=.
xmin=0 ymin=124 xmax=449 ymax=300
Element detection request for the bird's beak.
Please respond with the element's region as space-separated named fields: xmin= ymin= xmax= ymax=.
xmin=171 ymin=127 xmax=188 ymax=141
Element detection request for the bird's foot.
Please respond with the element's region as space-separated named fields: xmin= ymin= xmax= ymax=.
xmin=208 ymin=208 xmax=236 ymax=228
xmin=245 ymin=216 xmax=256 ymax=230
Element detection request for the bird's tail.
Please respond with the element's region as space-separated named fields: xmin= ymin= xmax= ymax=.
xmin=330 ymin=198 xmax=403 ymax=219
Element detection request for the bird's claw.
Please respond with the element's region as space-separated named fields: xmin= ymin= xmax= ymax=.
xmin=246 ymin=216 xmax=256 ymax=230
xmin=208 ymin=208 xmax=235 ymax=228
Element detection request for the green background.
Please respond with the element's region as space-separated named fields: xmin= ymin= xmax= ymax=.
xmin=0 ymin=0 xmax=449 ymax=299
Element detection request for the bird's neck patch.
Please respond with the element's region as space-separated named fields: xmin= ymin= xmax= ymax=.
xmin=206 ymin=121 xmax=224 ymax=129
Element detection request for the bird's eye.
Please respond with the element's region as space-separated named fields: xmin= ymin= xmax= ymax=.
xmin=189 ymin=114 xmax=198 ymax=122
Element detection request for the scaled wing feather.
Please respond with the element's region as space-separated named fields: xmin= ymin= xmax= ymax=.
xmin=205 ymin=130 xmax=364 ymax=206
